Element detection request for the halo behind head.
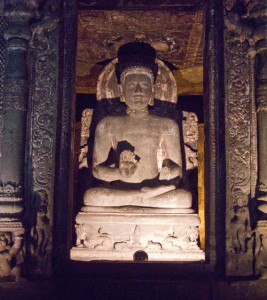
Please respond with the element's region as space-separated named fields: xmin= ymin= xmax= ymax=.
xmin=115 ymin=42 xmax=158 ymax=84
xmin=97 ymin=47 xmax=177 ymax=104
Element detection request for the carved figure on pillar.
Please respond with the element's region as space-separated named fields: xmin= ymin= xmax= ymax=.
xmin=30 ymin=190 xmax=50 ymax=257
xmin=71 ymin=43 xmax=204 ymax=262
xmin=29 ymin=190 xmax=51 ymax=275
xmin=79 ymin=109 xmax=93 ymax=169
xmin=230 ymin=205 xmax=251 ymax=253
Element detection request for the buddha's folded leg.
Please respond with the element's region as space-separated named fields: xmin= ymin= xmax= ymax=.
xmin=84 ymin=185 xmax=176 ymax=207
xmin=140 ymin=189 xmax=192 ymax=208
xmin=84 ymin=187 xmax=192 ymax=208
xmin=141 ymin=185 xmax=176 ymax=198
xmin=84 ymin=187 xmax=144 ymax=206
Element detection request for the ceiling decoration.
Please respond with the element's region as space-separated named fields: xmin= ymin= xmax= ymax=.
xmin=76 ymin=4 xmax=204 ymax=95
xmin=78 ymin=0 xmax=203 ymax=9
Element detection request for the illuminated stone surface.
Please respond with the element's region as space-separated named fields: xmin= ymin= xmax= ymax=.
xmin=71 ymin=43 xmax=204 ymax=261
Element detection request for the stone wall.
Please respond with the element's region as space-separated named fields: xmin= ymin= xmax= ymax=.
xmin=0 ymin=0 xmax=266 ymax=286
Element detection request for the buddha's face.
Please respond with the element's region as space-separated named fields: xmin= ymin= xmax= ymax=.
xmin=121 ymin=73 xmax=154 ymax=111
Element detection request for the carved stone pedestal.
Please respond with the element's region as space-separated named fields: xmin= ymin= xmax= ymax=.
xmin=71 ymin=207 xmax=204 ymax=262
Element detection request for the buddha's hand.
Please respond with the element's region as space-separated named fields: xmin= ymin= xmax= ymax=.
xmin=119 ymin=150 xmax=138 ymax=178
xmin=119 ymin=161 xmax=138 ymax=178
xmin=159 ymin=166 xmax=182 ymax=181
xmin=159 ymin=166 xmax=171 ymax=180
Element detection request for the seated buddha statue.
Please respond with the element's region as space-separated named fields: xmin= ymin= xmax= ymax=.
xmin=83 ymin=43 xmax=192 ymax=210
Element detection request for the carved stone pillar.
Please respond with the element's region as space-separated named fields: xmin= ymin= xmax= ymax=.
xmin=256 ymin=53 xmax=267 ymax=208
xmin=24 ymin=2 xmax=61 ymax=278
xmin=204 ymin=0 xmax=225 ymax=272
xmin=0 ymin=1 xmax=35 ymax=281
xmin=224 ymin=0 xmax=267 ymax=277
xmin=249 ymin=2 xmax=267 ymax=214
xmin=247 ymin=0 xmax=267 ymax=278
xmin=224 ymin=0 xmax=254 ymax=276
xmin=23 ymin=0 xmax=77 ymax=277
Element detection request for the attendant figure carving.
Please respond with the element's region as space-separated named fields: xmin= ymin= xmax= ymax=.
xmin=0 ymin=232 xmax=23 ymax=280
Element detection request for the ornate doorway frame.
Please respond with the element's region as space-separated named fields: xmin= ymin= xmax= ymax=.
xmin=1 ymin=0 xmax=264 ymax=279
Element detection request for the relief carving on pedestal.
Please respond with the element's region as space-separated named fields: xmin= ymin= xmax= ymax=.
xmin=75 ymin=223 xmax=200 ymax=252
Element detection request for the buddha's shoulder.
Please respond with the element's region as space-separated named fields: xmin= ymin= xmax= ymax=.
xmin=96 ymin=115 xmax=124 ymax=130
xmin=149 ymin=114 xmax=178 ymax=125
xmin=148 ymin=114 xmax=179 ymax=135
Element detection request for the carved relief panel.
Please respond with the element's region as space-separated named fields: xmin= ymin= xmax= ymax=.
xmin=26 ymin=7 xmax=61 ymax=277
xmin=224 ymin=0 xmax=267 ymax=277
xmin=224 ymin=0 xmax=254 ymax=277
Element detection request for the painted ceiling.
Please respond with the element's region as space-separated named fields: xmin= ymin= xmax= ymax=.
xmin=76 ymin=1 xmax=204 ymax=95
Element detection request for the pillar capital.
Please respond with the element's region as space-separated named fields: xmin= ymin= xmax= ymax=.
xmin=3 ymin=0 xmax=41 ymax=43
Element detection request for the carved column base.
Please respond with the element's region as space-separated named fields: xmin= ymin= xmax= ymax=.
xmin=71 ymin=207 xmax=204 ymax=262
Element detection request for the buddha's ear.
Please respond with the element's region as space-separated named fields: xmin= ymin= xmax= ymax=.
xmin=119 ymin=84 xmax=125 ymax=102
xmin=149 ymin=88 xmax=155 ymax=106
xmin=149 ymin=98 xmax=154 ymax=106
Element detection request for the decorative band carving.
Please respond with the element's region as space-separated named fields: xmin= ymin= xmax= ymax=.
xmin=3 ymin=79 xmax=28 ymax=111
xmin=0 ymin=197 xmax=23 ymax=202
xmin=0 ymin=183 xmax=22 ymax=197
xmin=256 ymin=84 xmax=267 ymax=112
xmin=224 ymin=0 xmax=254 ymax=276
xmin=0 ymin=183 xmax=23 ymax=216
xmin=0 ymin=204 xmax=23 ymax=214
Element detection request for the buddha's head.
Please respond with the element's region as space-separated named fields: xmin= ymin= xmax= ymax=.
xmin=120 ymin=66 xmax=154 ymax=110
xmin=116 ymin=42 xmax=158 ymax=111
